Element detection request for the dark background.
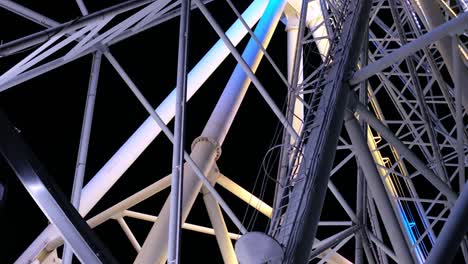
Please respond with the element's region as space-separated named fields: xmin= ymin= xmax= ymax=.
xmin=0 ymin=0 xmax=307 ymax=262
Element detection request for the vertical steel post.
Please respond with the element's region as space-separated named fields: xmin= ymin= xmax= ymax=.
xmin=62 ymin=51 xmax=102 ymax=264
xmin=453 ymin=35 xmax=468 ymax=261
xmin=273 ymin=14 xmax=304 ymax=216
xmin=412 ymin=0 xmax=468 ymax=110
xmin=345 ymin=111 xmax=415 ymax=264
xmin=168 ymin=0 xmax=190 ymax=262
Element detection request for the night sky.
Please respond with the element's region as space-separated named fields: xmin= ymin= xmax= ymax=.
xmin=0 ymin=0 xmax=306 ymax=262
xmin=1 ymin=0 xmax=440 ymax=263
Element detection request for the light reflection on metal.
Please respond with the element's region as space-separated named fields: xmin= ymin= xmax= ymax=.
xmin=0 ymin=0 xmax=467 ymax=262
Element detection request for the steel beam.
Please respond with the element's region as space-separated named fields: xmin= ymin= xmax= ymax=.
xmin=0 ymin=111 xmax=115 ymax=264
xmin=217 ymin=174 xmax=273 ymax=217
xmin=168 ymin=0 xmax=190 ymax=262
xmin=135 ymin=0 xmax=285 ymax=261
xmin=0 ymin=0 xmax=62 ymax=27
xmin=345 ymin=111 xmax=415 ymax=263
xmin=271 ymin=0 xmax=373 ymax=262
xmin=0 ymin=0 xmax=154 ymax=56
xmin=350 ymin=12 xmax=468 ymax=86
xmin=62 ymin=51 xmax=102 ymax=264
xmin=352 ymin=98 xmax=458 ymax=203
xmin=15 ymin=1 xmax=267 ymax=256
xmin=452 ymin=36 xmax=466 ymax=192
xmin=309 ymin=226 xmax=360 ymax=260
xmin=426 ymin=182 xmax=468 ymax=264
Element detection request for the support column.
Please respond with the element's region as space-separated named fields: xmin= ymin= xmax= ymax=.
xmin=344 ymin=111 xmax=415 ymax=264
xmin=412 ymin=0 xmax=468 ymax=110
xmin=452 ymin=35 xmax=468 ymax=261
xmin=286 ymin=15 xmax=304 ymax=138
xmin=355 ymin=22 xmax=374 ymax=264
xmin=453 ymin=37 xmax=466 ymax=193
xmin=273 ymin=14 xmax=304 ymax=216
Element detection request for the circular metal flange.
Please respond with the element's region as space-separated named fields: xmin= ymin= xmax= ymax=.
xmin=191 ymin=136 xmax=222 ymax=160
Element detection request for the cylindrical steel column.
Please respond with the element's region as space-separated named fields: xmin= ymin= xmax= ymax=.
xmin=135 ymin=142 xmax=219 ymax=264
xmin=345 ymin=111 xmax=415 ymax=264
xmin=202 ymin=186 xmax=238 ymax=264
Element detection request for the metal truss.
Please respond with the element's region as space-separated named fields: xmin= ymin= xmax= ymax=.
xmin=0 ymin=0 xmax=467 ymax=263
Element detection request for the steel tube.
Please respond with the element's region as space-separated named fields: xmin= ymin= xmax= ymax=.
xmin=167 ymin=0 xmax=190 ymax=261
xmin=217 ymin=174 xmax=272 ymax=217
xmin=117 ymin=217 xmax=141 ymax=252
xmin=0 ymin=0 xmax=60 ymax=27
xmin=345 ymin=111 xmax=415 ymax=264
xmin=75 ymin=0 xmax=89 ymax=15
xmin=87 ymin=175 xmax=171 ymax=228
xmin=425 ymin=181 xmax=468 ymax=263
xmin=453 ymin=37 xmax=466 ymax=193
xmin=367 ymin=230 xmax=398 ymax=262
xmin=0 ymin=111 xmax=113 ymax=264
xmin=309 ymin=226 xmax=360 ymax=260
xmin=123 ymin=210 xmax=241 ymax=239
xmin=14 ymin=1 xmax=267 ymax=261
